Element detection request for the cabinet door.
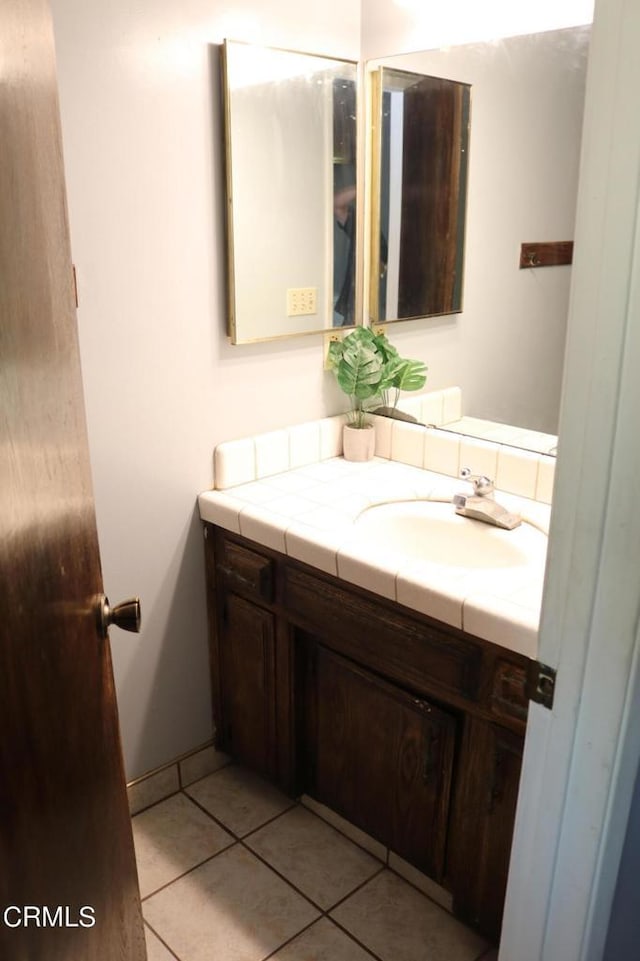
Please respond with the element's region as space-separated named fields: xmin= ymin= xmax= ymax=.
xmin=449 ymin=718 xmax=524 ymax=942
xmin=312 ymin=645 xmax=456 ymax=881
xmin=219 ymin=592 xmax=276 ymax=779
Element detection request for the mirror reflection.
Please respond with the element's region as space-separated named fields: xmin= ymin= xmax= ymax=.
xmin=370 ymin=68 xmax=470 ymax=322
xmin=222 ymin=41 xmax=358 ymax=344
xmin=368 ymin=25 xmax=590 ymax=449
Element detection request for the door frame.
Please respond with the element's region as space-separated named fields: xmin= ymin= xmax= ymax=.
xmin=500 ymin=0 xmax=640 ymax=957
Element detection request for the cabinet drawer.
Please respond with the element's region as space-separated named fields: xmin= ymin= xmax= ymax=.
xmin=217 ymin=537 xmax=274 ymax=603
xmin=285 ymin=566 xmax=481 ymax=700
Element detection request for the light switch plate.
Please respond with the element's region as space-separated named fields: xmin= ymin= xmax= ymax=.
xmin=287 ymin=287 xmax=317 ymax=316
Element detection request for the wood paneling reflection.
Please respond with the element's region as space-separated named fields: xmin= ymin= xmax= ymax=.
xmin=370 ymin=67 xmax=470 ymax=323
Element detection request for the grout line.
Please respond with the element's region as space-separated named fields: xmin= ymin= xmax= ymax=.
xmin=262 ymin=916 xmax=383 ymax=961
xmin=181 ymin=786 xmax=386 ymax=915
xmin=384 ymin=859 xmax=454 ymax=914
xmin=130 ymin=755 xmax=234 ymax=820
xmin=183 ymin=785 xmax=297 ymax=842
xmin=234 ymin=800 xmax=299 ymax=840
xmin=324 ymin=863 xmax=386 ymax=914
xmin=180 ymin=756 xmax=233 ymax=791
xmin=298 ymin=799 xmax=386 ymax=866
xmin=259 ymin=915 xmax=323 ymax=960
xmin=180 ymin=789 xmax=247 ymax=841
xmin=239 ymin=832 xmax=384 ymax=917
xmin=237 ymin=836 xmax=326 ymax=914
xmin=328 ymin=916 xmax=386 ymax=961
xmin=143 ymin=920 xmax=182 ymax=961
xmin=127 ymin=741 xmax=215 ymax=789
xmin=140 ymin=839 xmax=238 ymax=902
xmin=130 ymin=788 xmax=182 ymax=819
xmin=296 ymin=796 xmax=457 ymax=912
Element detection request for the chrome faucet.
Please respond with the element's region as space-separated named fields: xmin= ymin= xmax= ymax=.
xmin=453 ymin=467 xmax=521 ymax=530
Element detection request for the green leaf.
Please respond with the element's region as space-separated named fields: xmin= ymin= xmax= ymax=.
xmin=371 ymin=331 xmax=399 ymax=364
xmin=392 ymin=358 xmax=428 ymax=392
xmin=377 ymin=355 xmax=406 ymax=393
xmin=336 ymin=341 xmax=383 ymax=401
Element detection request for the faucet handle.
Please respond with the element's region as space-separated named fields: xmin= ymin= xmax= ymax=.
xmin=460 ymin=467 xmax=494 ymax=496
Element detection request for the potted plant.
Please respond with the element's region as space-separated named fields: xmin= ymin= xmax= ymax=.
xmin=327 ymin=327 xmax=427 ymax=461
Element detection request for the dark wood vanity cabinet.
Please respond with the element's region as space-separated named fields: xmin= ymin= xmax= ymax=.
xmin=448 ymin=719 xmax=525 ymax=939
xmin=204 ymin=523 xmax=530 ymax=943
xmin=310 ymin=643 xmax=456 ymax=882
xmin=217 ymin=592 xmax=276 ymax=779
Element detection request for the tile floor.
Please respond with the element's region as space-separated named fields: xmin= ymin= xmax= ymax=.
xmin=133 ymin=762 xmax=498 ymax=961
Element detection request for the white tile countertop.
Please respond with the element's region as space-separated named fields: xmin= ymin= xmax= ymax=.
xmin=198 ymin=456 xmax=550 ymax=660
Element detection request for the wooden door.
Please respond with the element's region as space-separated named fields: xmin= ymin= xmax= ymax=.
xmin=0 ymin=1 xmax=145 ymax=959
xmin=398 ymin=75 xmax=465 ymax=318
xmin=313 ymin=645 xmax=456 ymax=881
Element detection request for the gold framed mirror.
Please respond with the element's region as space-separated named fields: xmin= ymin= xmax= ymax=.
xmin=221 ymin=40 xmax=359 ymax=344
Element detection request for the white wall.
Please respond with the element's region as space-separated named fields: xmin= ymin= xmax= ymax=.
xmin=361 ymin=0 xmax=595 ymax=59
xmin=50 ymin=0 xmax=359 ymax=780
xmin=368 ymin=27 xmax=589 ymax=433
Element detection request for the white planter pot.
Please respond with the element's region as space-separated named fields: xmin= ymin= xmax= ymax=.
xmin=343 ymin=423 xmax=375 ymax=462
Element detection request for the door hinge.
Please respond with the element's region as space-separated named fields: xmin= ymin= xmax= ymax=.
xmin=528 ymin=661 xmax=557 ymax=710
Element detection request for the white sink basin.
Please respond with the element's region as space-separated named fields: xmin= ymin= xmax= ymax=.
xmin=353 ymin=500 xmax=547 ymax=570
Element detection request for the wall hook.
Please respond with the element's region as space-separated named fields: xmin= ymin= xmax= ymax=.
xmin=520 ymin=241 xmax=574 ymax=269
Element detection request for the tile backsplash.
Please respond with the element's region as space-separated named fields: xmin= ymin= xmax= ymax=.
xmin=213 ymin=388 xmax=555 ymax=505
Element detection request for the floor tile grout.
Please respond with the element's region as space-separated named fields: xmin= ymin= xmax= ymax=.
xmin=237 ymin=837 xmax=325 ymax=913
xmin=262 ymin=915 xmax=383 ymax=961
xmin=323 ymin=862 xmax=387 ymax=915
xmin=140 ymin=838 xmax=237 ymax=902
xmin=130 ymin=788 xmax=182 ymax=819
xmin=296 ymin=800 xmax=388 ymax=867
xmin=178 ymin=787 xmax=248 ymax=840
xmin=144 ymin=919 xmax=183 ymax=961
xmin=258 ymin=916 xmax=322 ymax=961
xmin=297 ymin=800 xmax=457 ymax=919
xmin=232 ymin=799 xmax=300 ymax=840
xmin=240 ymin=830 xmax=386 ymax=915
xmin=328 ymin=915 xmax=387 ymax=961
xmin=181 ymin=781 xmax=297 ymax=841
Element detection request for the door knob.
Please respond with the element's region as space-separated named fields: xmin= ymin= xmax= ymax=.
xmin=97 ymin=594 xmax=141 ymax=638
